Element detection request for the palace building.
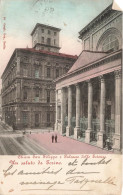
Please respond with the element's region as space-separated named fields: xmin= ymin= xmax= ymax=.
xmin=1 ymin=24 xmax=77 ymax=129
xmin=55 ymin=4 xmax=122 ymax=152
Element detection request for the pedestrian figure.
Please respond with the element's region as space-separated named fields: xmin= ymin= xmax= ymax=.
xmin=55 ymin=134 xmax=57 ymax=143
xmin=52 ymin=134 xmax=54 ymax=143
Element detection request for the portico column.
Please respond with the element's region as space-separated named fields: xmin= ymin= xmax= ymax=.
xmin=55 ymin=90 xmax=58 ymax=131
xmin=66 ymin=86 xmax=72 ymax=136
xmin=74 ymin=84 xmax=81 ymax=139
xmin=113 ymin=70 xmax=121 ymax=152
xmin=85 ymin=80 xmax=93 ymax=143
xmin=97 ymin=76 xmax=106 ymax=148
xmin=61 ymin=88 xmax=66 ymax=135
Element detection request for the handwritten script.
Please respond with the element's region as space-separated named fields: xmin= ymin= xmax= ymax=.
xmin=0 ymin=154 xmax=121 ymax=195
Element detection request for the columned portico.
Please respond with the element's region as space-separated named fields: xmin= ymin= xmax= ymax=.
xmin=85 ymin=80 xmax=93 ymax=143
xmin=74 ymin=84 xmax=81 ymax=139
xmin=55 ymin=48 xmax=122 ymax=152
xmin=66 ymin=86 xmax=72 ymax=136
xmin=97 ymin=76 xmax=106 ymax=148
xmin=113 ymin=70 xmax=121 ymax=151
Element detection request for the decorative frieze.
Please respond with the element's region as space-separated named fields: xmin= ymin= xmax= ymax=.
xmin=80 ymin=10 xmax=121 ymax=40
xmin=114 ymin=69 xmax=121 ymax=79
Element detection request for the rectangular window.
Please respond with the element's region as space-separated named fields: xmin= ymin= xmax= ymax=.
xmin=23 ymin=89 xmax=27 ymax=100
xmin=47 ymin=113 xmax=50 ymax=122
xmin=23 ymin=67 xmax=28 ymax=77
xmin=54 ymin=32 xmax=57 ymax=36
xmin=47 ymin=90 xmax=50 ymax=103
xmin=35 ymin=89 xmax=39 ymax=102
xmin=47 ymin=38 xmax=51 ymax=45
xmin=56 ymin=69 xmax=59 ymax=78
xmin=35 ymin=69 xmax=39 ymax=78
xmin=42 ymin=29 xmax=44 ymax=33
xmin=47 ymin=67 xmax=50 ymax=78
xmin=48 ymin=30 xmax=50 ymax=34
xmin=42 ymin=37 xmax=44 ymax=43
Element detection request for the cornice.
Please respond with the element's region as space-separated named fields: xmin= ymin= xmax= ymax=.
xmin=79 ymin=7 xmax=121 ymax=40
xmin=56 ymin=50 xmax=122 ymax=84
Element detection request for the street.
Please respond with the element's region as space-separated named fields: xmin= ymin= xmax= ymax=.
xmin=0 ymin=120 xmax=113 ymax=154
xmin=0 ymin=134 xmax=51 ymax=155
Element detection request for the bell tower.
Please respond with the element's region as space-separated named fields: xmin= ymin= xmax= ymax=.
xmin=31 ymin=23 xmax=61 ymax=53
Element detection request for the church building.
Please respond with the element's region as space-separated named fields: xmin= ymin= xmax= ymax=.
xmin=55 ymin=4 xmax=122 ymax=152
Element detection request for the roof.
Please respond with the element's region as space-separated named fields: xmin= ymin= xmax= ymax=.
xmin=68 ymin=50 xmax=108 ymax=73
xmin=19 ymin=48 xmax=78 ymax=59
xmin=31 ymin=23 xmax=61 ymax=36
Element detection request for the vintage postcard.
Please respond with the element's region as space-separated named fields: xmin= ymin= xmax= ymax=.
xmin=0 ymin=0 xmax=122 ymax=194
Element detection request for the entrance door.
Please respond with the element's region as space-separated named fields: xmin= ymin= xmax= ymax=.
xmin=35 ymin=114 xmax=39 ymax=127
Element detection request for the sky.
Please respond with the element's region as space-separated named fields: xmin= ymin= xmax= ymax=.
xmin=0 ymin=0 xmax=113 ymax=89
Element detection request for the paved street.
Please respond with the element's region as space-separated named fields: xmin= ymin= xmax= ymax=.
xmin=0 ymin=134 xmax=51 ymax=155
xmin=0 ymin=121 xmax=113 ymax=155
xmin=27 ymin=132 xmax=113 ymax=154
xmin=0 ymin=132 xmax=113 ymax=155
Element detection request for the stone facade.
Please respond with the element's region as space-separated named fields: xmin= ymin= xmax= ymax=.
xmin=1 ymin=24 xmax=77 ymax=130
xmin=79 ymin=4 xmax=122 ymax=52
xmin=55 ymin=5 xmax=122 ymax=152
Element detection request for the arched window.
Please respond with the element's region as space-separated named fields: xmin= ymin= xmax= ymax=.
xmin=102 ymin=34 xmax=119 ymax=52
